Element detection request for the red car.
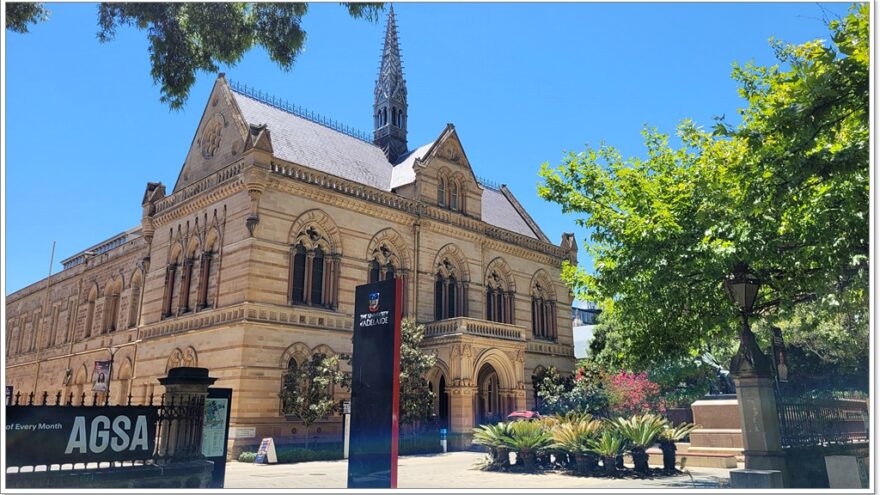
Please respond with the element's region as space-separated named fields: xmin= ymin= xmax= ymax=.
xmin=507 ymin=410 xmax=542 ymax=420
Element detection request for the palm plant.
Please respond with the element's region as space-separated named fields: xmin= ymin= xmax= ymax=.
xmin=472 ymin=422 xmax=513 ymax=468
xmin=551 ymin=419 xmax=603 ymax=475
xmin=502 ymin=420 xmax=553 ymax=471
xmin=611 ymin=413 xmax=669 ymax=474
xmin=586 ymin=429 xmax=629 ymax=475
xmin=658 ymin=422 xmax=699 ymax=471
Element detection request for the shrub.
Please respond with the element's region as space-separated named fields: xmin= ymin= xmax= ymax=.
xmin=502 ymin=421 xmax=553 ymax=471
xmin=473 ymin=422 xmax=513 ymax=468
xmin=237 ymin=445 xmax=343 ymax=464
xmin=658 ymin=422 xmax=699 ymax=471
xmin=586 ymin=429 xmax=629 ymax=475
xmin=605 ymin=371 xmax=665 ymax=417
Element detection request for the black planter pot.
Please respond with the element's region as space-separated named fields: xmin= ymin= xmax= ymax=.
xmin=519 ymin=451 xmax=537 ymax=471
xmin=574 ymin=453 xmax=597 ymax=476
xmin=603 ymin=456 xmax=617 ymax=475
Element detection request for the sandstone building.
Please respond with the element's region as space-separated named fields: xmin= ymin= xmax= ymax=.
xmin=4 ymin=7 xmax=577 ymax=451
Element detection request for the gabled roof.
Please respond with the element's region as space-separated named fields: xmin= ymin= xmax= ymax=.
xmin=226 ymin=82 xmax=547 ymax=241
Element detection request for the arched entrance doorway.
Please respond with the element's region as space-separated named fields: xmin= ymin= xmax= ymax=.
xmin=477 ymin=363 xmax=502 ymax=424
xmin=428 ymin=368 xmax=450 ymax=429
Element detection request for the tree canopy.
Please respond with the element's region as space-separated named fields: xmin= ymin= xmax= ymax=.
xmin=538 ymin=4 xmax=869 ymax=369
xmin=7 ymin=2 xmax=384 ymax=109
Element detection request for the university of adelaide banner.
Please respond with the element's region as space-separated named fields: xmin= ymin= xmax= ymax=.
xmin=6 ymin=406 xmax=158 ymax=466
xmin=347 ymin=277 xmax=402 ymax=489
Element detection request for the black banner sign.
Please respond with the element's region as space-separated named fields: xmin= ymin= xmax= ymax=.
xmin=347 ymin=277 xmax=401 ymax=489
xmin=6 ymin=406 xmax=158 ymax=466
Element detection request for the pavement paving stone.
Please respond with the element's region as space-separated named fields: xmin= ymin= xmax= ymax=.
xmin=224 ymin=452 xmax=733 ymax=490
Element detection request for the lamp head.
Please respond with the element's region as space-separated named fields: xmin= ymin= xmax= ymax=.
xmin=724 ymin=262 xmax=761 ymax=313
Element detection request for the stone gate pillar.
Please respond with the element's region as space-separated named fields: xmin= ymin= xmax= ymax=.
xmin=157 ymin=367 xmax=217 ymax=461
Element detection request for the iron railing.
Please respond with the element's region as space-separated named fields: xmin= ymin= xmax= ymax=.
xmin=776 ymin=397 xmax=869 ymax=448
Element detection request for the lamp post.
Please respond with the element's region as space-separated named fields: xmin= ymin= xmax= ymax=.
xmin=723 ymin=262 xmax=788 ymax=487
xmin=723 ymin=262 xmax=772 ymax=376
xmin=106 ymin=346 xmax=119 ymax=405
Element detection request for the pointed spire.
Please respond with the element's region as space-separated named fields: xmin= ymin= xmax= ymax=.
xmin=373 ymin=4 xmax=408 ymax=162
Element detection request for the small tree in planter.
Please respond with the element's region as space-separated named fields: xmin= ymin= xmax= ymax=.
xmin=611 ymin=413 xmax=669 ymax=475
xmin=279 ymin=353 xmax=351 ymax=449
xmin=503 ymin=420 xmax=553 ymax=471
xmin=587 ymin=429 xmax=629 ymax=475
xmin=472 ymin=422 xmax=513 ymax=469
xmin=551 ymin=418 xmax=603 ymax=476
xmin=658 ymin=422 xmax=699 ymax=471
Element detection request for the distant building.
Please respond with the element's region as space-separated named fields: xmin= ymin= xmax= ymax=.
xmin=5 ymin=7 xmax=578 ymax=453
xmin=571 ymin=300 xmax=601 ymax=358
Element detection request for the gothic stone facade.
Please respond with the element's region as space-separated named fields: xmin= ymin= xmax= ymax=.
xmin=6 ymin=11 xmax=576 ymax=452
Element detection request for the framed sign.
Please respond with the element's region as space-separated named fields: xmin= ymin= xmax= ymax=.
xmin=5 ymin=406 xmax=158 ymax=466
xmin=202 ymin=387 xmax=233 ymax=488
xmin=254 ymin=437 xmax=277 ymax=464
xmin=347 ymin=277 xmax=402 ymax=489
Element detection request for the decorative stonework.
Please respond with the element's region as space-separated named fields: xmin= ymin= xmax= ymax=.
xmin=201 ymin=113 xmax=225 ymax=159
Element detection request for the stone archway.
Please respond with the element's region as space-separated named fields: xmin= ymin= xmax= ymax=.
xmin=476 ymin=363 xmax=502 ymax=424
xmin=427 ymin=365 xmax=450 ymax=429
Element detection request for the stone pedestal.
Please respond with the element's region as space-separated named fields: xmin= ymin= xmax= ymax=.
xmin=733 ymin=375 xmax=788 ymax=485
xmin=730 ymin=469 xmax=784 ymax=488
xmin=689 ymin=395 xmax=743 ymax=458
xmin=157 ymin=367 xmax=217 ymax=460
xmin=825 ymin=455 xmax=869 ymax=488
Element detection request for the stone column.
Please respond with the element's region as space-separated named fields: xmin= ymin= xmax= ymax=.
xmin=731 ymin=314 xmax=789 ymax=486
xmin=157 ymin=367 xmax=217 ymax=461
xmin=447 ymin=382 xmax=476 ymax=450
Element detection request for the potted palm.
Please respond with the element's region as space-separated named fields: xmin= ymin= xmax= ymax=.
xmin=502 ymin=420 xmax=553 ymax=471
xmin=586 ymin=429 xmax=629 ymax=475
xmin=551 ymin=418 xmax=603 ymax=476
xmin=658 ymin=422 xmax=699 ymax=472
xmin=472 ymin=422 xmax=513 ymax=468
xmin=611 ymin=413 xmax=669 ymax=475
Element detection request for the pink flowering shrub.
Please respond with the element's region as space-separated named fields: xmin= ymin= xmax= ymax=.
xmin=604 ymin=371 xmax=666 ymax=417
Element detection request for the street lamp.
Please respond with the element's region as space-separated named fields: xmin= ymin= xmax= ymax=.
xmin=106 ymin=346 xmax=120 ymax=404
xmin=724 ymin=262 xmax=772 ymax=376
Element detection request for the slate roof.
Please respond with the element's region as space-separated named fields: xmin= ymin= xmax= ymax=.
xmin=230 ymin=87 xmax=543 ymax=240
xmin=481 ymin=188 xmax=539 ymax=239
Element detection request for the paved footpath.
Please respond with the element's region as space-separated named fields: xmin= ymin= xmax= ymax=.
xmin=225 ymin=452 xmax=732 ymax=489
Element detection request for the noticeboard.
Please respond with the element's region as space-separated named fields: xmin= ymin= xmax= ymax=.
xmin=202 ymin=387 xmax=233 ymax=488
xmin=347 ymin=277 xmax=401 ymax=489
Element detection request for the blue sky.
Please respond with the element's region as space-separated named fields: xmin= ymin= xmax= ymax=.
xmin=4 ymin=2 xmax=852 ymax=294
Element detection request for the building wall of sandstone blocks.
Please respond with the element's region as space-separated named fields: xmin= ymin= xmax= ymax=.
xmin=5 ymin=78 xmax=577 ymax=454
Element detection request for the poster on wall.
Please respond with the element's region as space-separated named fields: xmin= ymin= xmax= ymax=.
xmin=92 ymin=360 xmax=112 ymax=392
xmin=6 ymin=385 xmax=13 ymax=405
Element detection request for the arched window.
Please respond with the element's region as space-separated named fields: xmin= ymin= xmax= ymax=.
xmin=161 ymin=257 xmax=180 ymax=319
xmin=450 ymin=182 xmax=459 ymax=210
xmin=392 ymin=107 xmax=397 ymax=127
xmin=128 ymin=272 xmax=143 ymax=328
xmin=48 ymin=305 xmax=60 ymax=348
xmin=84 ymin=287 xmax=98 ymax=338
xmin=288 ymin=225 xmax=339 ymax=310
xmin=103 ymin=278 xmax=122 ymax=333
xmin=434 ymin=257 xmax=466 ymax=320
xmin=369 ymin=260 xmax=381 ymax=284
xmin=438 ymin=177 xmax=446 ymax=207
xmin=531 ymin=282 xmax=557 ymax=341
xmin=485 ymin=264 xmax=514 ymax=324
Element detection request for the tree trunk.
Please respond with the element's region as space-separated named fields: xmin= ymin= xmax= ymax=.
xmin=603 ymin=456 xmax=617 ymax=475
xmin=631 ymin=448 xmax=649 ymax=474
xmin=519 ymin=451 xmax=537 ymax=471
xmin=660 ymin=441 xmax=677 ymax=471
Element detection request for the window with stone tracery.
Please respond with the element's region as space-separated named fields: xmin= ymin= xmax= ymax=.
xmin=531 ymin=281 xmax=557 ymax=341
xmin=288 ymin=226 xmax=339 ymax=309
xmin=434 ymin=257 xmax=466 ymax=320
xmin=485 ymin=269 xmax=514 ymax=324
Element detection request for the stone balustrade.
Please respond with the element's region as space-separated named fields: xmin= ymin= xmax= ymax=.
xmin=424 ymin=317 xmax=524 ymax=342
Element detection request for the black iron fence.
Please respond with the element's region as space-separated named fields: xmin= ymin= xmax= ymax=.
xmin=776 ymin=397 xmax=869 ymax=448
xmin=6 ymin=390 xmax=206 ymax=471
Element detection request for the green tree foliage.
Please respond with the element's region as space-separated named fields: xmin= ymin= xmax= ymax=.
xmin=398 ymin=318 xmax=436 ymax=428
xmin=5 ymin=2 xmax=50 ymax=33
xmin=538 ymin=4 xmax=869 ymax=368
xmin=8 ymin=2 xmax=384 ymax=109
xmin=534 ymin=364 xmax=609 ymax=417
xmin=279 ymin=352 xmax=351 ymax=448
